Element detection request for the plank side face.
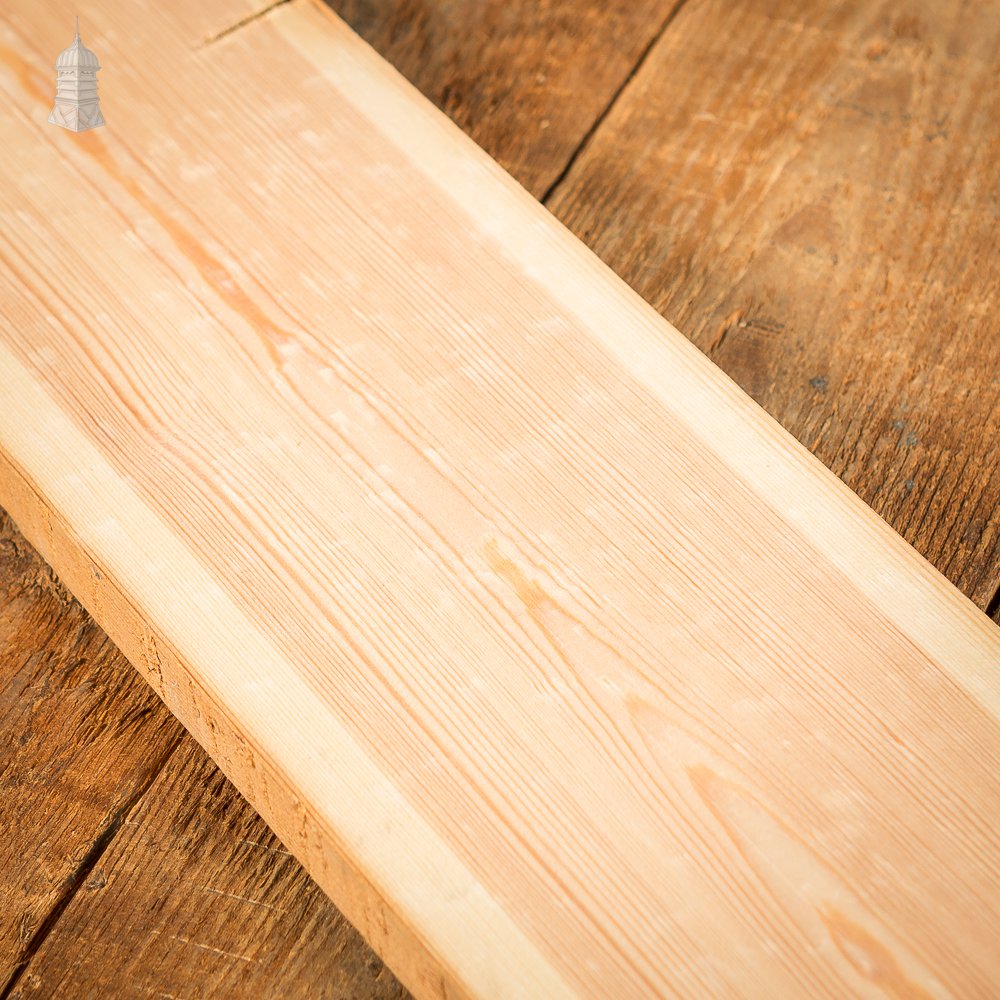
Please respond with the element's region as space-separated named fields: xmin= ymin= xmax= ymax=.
xmin=1 ymin=1 xmax=999 ymax=998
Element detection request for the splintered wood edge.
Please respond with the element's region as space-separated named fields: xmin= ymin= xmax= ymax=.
xmin=0 ymin=341 xmax=573 ymax=1000
xmin=275 ymin=0 xmax=1000 ymax=692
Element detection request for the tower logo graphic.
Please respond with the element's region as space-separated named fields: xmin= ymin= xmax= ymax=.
xmin=49 ymin=17 xmax=105 ymax=132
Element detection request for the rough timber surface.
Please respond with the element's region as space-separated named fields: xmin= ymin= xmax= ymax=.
xmin=0 ymin=1 xmax=996 ymax=1000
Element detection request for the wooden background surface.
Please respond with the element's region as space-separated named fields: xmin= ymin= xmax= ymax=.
xmin=1 ymin=0 xmax=997 ymax=996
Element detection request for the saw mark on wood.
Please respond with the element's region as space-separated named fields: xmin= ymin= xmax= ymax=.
xmin=199 ymin=0 xmax=297 ymax=48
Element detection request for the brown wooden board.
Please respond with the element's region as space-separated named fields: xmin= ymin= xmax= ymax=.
xmin=6 ymin=721 xmax=408 ymax=1000
xmin=0 ymin=512 xmax=183 ymax=981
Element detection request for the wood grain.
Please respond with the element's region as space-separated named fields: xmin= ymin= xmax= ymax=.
xmin=1 ymin=1 xmax=999 ymax=997
xmin=6 ymin=723 xmax=407 ymax=1000
xmin=547 ymin=0 xmax=1000 ymax=610
xmin=0 ymin=0 xmax=678 ymax=993
xmin=0 ymin=512 xmax=407 ymax=999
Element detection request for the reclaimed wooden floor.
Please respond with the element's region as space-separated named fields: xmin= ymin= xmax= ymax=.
xmin=1 ymin=0 xmax=997 ymax=996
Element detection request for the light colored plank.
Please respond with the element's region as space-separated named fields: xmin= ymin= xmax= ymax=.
xmin=0 ymin=1 xmax=674 ymax=991
xmin=1 ymin=1 xmax=999 ymax=998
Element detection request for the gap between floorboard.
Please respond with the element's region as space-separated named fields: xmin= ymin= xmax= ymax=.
xmin=540 ymin=0 xmax=691 ymax=206
xmin=0 ymin=733 xmax=186 ymax=1000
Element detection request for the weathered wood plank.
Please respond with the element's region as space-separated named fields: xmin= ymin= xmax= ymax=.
xmin=1 ymin=1 xmax=998 ymax=998
xmin=547 ymin=0 xmax=1000 ymax=610
xmin=6 ymin=731 xmax=407 ymax=1000
xmin=0 ymin=512 xmax=182 ymax=985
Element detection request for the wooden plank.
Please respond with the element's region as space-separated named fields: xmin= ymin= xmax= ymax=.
xmin=546 ymin=0 xmax=1000 ymax=610
xmin=0 ymin=513 xmax=182 ymax=979
xmin=0 ymin=0 xmax=674 ymax=992
xmin=1 ymin=1 xmax=999 ymax=998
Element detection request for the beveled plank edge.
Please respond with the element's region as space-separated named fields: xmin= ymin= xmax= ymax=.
xmin=274 ymin=0 xmax=1000 ymax=695
xmin=0 ymin=343 xmax=573 ymax=1000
